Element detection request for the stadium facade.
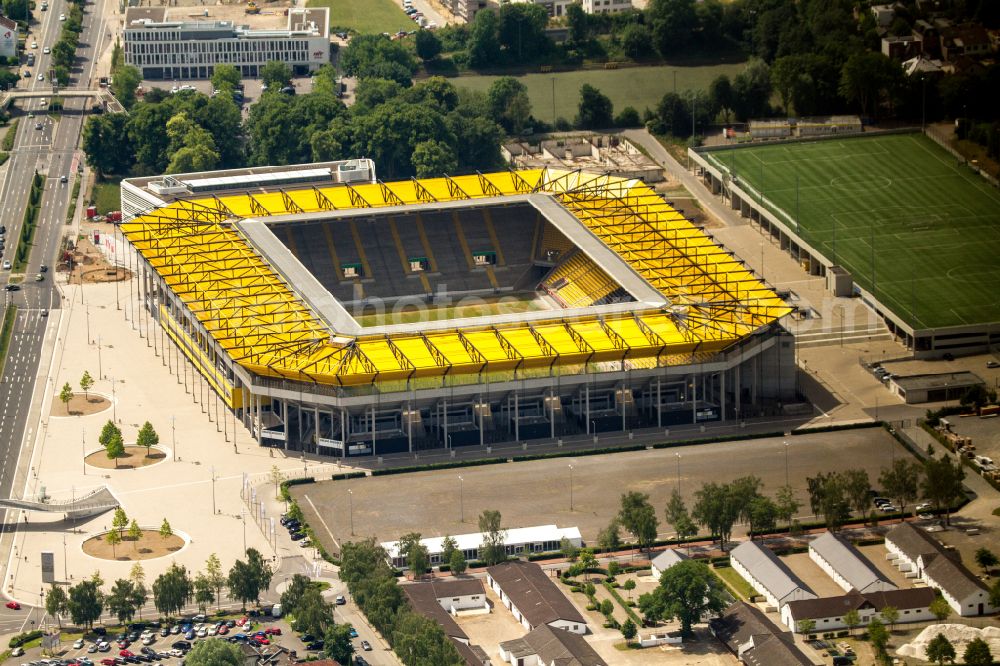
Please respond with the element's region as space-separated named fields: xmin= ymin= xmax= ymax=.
xmin=118 ymin=162 xmax=794 ymax=458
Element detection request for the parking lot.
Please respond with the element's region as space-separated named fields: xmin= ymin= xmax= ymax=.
xmin=293 ymin=429 xmax=914 ymax=555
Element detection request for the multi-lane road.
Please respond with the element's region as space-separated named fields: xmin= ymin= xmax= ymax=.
xmin=0 ymin=0 xmax=113 ymax=629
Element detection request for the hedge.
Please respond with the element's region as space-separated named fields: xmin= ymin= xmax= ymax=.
xmin=602 ymin=581 xmax=642 ymax=625
xmin=9 ymin=630 xmax=43 ymax=649
xmin=331 ymin=471 xmax=366 ymax=481
xmin=790 ymin=421 xmax=881 ymax=435
xmin=284 ymin=477 xmax=315 ymax=487
xmin=370 ymin=457 xmax=507 ymax=476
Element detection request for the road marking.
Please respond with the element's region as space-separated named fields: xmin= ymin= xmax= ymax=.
xmin=303 ymin=494 xmax=339 ymax=552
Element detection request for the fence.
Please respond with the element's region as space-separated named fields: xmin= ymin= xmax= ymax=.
xmin=923 ymin=126 xmax=1000 ymax=189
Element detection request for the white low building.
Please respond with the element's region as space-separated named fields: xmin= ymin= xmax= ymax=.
xmin=782 ymin=588 xmax=937 ymax=633
xmin=498 ymin=624 xmax=607 ymax=666
xmin=0 ymin=16 xmax=17 ymax=60
xmin=885 ymin=522 xmax=994 ymax=617
xmin=650 ymin=548 xmax=688 ymax=579
xmin=809 ymin=532 xmax=897 ymax=594
xmin=383 ymin=524 xmax=582 ymax=570
xmin=487 ymin=560 xmax=588 ymax=635
xmin=730 ymin=540 xmax=816 ymax=611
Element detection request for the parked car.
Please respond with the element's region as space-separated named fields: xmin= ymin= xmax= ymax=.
xmin=336 ymin=595 xmax=347 ymax=605
xmin=361 ymin=640 xmax=372 ymax=651
xmin=5 ymin=601 xmax=20 ymax=609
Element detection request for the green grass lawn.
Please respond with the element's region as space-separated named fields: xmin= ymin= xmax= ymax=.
xmin=306 ymin=0 xmax=412 ymax=34
xmin=713 ymin=564 xmax=757 ymax=600
xmin=91 ymin=180 xmax=121 ymax=215
xmin=703 ymin=133 xmax=1000 ymax=329
xmin=452 ymin=63 xmax=746 ymax=124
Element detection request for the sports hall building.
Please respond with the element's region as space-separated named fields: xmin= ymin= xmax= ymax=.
xmin=117 ymin=161 xmax=794 ymax=457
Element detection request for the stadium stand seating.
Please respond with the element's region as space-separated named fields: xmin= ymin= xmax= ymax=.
xmin=543 ymin=251 xmax=621 ymax=308
xmin=539 ymin=221 xmax=576 ymax=261
xmin=278 ymin=205 xmax=542 ymax=304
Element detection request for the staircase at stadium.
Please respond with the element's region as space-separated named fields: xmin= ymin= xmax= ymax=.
xmin=795 ymin=322 xmax=894 ymax=349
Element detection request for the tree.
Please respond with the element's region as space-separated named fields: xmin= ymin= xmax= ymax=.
xmin=80 ymin=371 xmax=94 ymax=400
xmin=468 ymin=9 xmax=501 ymax=68
xmin=576 ymin=84 xmax=613 ymax=130
xmin=838 ymin=51 xmax=901 ymax=119
xmin=105 ymin=527 xmax=122 ymax=557
xmin=106 ymin=433 xmax=125 ymax=468
xmin=107 ymin=579 xmax=138 ymax=624
xmin=127 ymin=518 xmax=142 ymax=546
xmin=449 ymin=548 xmax=468 ymax=575
xmin=397 ymin=533 xmax=430 ymax=577
xmin=657 ymin=92 xmax=691 ymax=137
xmin=325 ymin=623 xmax=355 ymax=664
xmin=152 ymin=563 xmax=193 ymax=617
xmin=806 ymin=472 xmax=851 ymax=531
xmin=665 ymin=490 xmax=698 ymax=544
xmin=261 ymin=61 xmax=293 ymax=91
xmin=211 ymin=64 xmax=241 ymax=93
xmin=165 ymin=112 xmax=220 ymax=174
xmin=930 ymin=596 xmax=952 ymax=622
xmin=497 ymin=2 xmax=549 ymax=62
xmin=597 ymin=520 xmax=621 ymax=552
xmin=748 ymin=496 xmax=778 ymax=539
xmin=648 ymin=0 xmax=697 ymax=58
xmin=478 ymin=510 xmax=507 ymax=566
xmin=926 ymin=632 xmax=956 ymax=665
xmin=296 ymin=586 xmax=333 ymax=638
xmin=623 ymin=578 xmax=636 ymax=600
xmin=614 ymin=106 xmax=641 ymax=128
xmin=732 ymin=58 xmax=772 ymax=121
xmin=922 ymin=455 xmax=965 ymax=525
xmin=868 ymin=617 xmax=889 ymax=655
xmin=796 ymin=618 xmax=816 ymax=635
xmin=561 ymin=537 xmax=579 ymax=563
xmin=621 ymin=618 xmax=637 ymax=643
xmin=599 ymin=599 xmax=614 ymax=617
xmin=228 ymin=550 xmax=271 ymax=609
xmin=129 ymin=579 xmax=148 ymax=621
xmin=692 ymin=482 xmax=739 ymax=550
xmin=441 ymin=535 xmax=458 ymax=567
xmin=82 ymin=113 xmax=134 ymax=177
xmin=638 ymin=560 xmax=726 ymax=636
xmin=45 ymin=585 xmax=69 ymax=627
xmin=194 ymin=572 xmax=215 ymax=613
xmin=618 ymin=491 xmax=659 ymax=556
xmin=100 ymin=420 xmax=122 ymax=450
xmin=185 ymin=638 xmax=244 ymax=666
xmin=280 ymin=574 xmax=311 ymax=618
xmin=843 ymin=609 xmax=861 ymax=636
xmin=880 ymin=605 xmax=899 ymax=632
xmin=879 ymin=459 xmax=922 ymax=514
xmin=607 ymin=561 xmax=620 ymax=578
xmin=205 ymin=553 xmax=226 ymax=609
xmin=415 ymin=29 xmax=442 ymax=62
xmin=962 ymin=637 xmax=993 ymax=666
xmin=268 ymin=465 xmax=285 ymax=499
xmin=136 ymin=421 xmax=159 ymax=457
xmin=709 ymin=75 xmax=734 ymax=125
xmin=111 ymin=65 xmax=142 ymax=110
xmin=842 ymin=469 xmax=872 ymax=517
xmin=974 ymin=547 xmax=997 ymax=576
xmin=412 ymin=139 xmax=457 ymax=178
xmin=60 ymin=383 xmax=74 ymax=414
xmin=578 ymin=548 xmax=598 ymax=582
xmin=487 ymin=77 xmax=532 ymax=134
xmin=774 ymin=485 xmax=800 ymax=530
xmin=960 ymin=385 xmax=991 ymax=414
xmin=160 ymin=518 xmax=173 ymax=540
xmin=340 ymin=34 xmax=417 ymax=85
xmin=67 ymin=579 xmax=104 ymax=629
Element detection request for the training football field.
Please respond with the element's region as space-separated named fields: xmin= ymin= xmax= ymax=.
xmin=703 ymin=133 xmax=1000 ymax=330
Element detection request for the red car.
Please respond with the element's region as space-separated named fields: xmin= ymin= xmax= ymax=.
xmin=236 ymin=616 xmax=248 ymax=627
xmin=101 ymin=660 xmax=116 ymax=666
xmin=264 ymin=627 xmax=281 ymax=635
xmin=5 ymin=601 xmax=20 ymax=610
xmin=119 ymin=649 xmax=134 ymax=657
xmin=217 ymin=625 xmax=229 ymax=635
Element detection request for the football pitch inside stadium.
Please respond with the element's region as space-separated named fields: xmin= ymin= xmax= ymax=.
xmin=702 ymin=133 xmax=1000 ymax=330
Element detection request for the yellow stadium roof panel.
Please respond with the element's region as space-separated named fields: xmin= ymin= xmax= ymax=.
xmin=122 ymin=168 xmax=791 ymax=387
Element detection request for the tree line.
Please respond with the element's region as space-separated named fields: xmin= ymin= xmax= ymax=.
xmin=43 ymin=549 xmax=271 ymax=630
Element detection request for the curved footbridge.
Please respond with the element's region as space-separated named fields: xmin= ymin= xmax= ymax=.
xmin=1 ymin=486 xmax=119 ymax=520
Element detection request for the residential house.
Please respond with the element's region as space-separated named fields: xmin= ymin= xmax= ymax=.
xmin=885 ymin=522 xmax=994 ymax=616
xmin=782 ymin=588 xmax=937 ymax=633
xmin=486 ymin=561 xmax=588 ymax=634
xmin=730 ymin=541 xmax=817 ymax=611
xmin=941 ymin=24 xmax=992 ymax=61
xmin=650 ymin=548 xmax=689 ymax=579
xmin=498 ymin=624 xmax=607 ymax=666
xmin=402 ymin=579 xmax=492 ymax=666
xmin=710 ymin=601 xmax=813 ymax=666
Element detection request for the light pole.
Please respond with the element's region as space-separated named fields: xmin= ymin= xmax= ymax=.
xmin=783 ymin=441 xmax=789 ymax=487
xmin=111 ymin=376 xmax=116 ymax=423
xmin=171 ymin=415 xmax=176 ymax=462
xmin=347 ymin=489 xmax=356 ymax=536
xmin=567 ymin=464 xmax=574 ymax=511
xmin=458 ymin=476 xmax=464 ymax=523
xmin=211 ymin=466 xmax=216 ymax=515
xmin=241 ymin=508 xmax=246 ymax=554
xmin=82 ymin=431 xmax=86 ymax=475
xmin=675 ymin=453 xmax=681 ymax=493
xmin=62 ymin=533 xmax=67 ymax=581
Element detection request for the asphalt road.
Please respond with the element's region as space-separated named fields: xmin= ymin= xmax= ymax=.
xmin=0 ymin=0 xmax=113 ymax=631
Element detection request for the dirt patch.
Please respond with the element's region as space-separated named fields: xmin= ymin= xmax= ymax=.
xmin=52 ymin=393 xmax=111 ymax=417
xmin=66 ymin=237 xmax=131 ymax=284
xmin=82 ymin=529 xmax=185 ymax=561
xmin=85 ymin=445 xmax=166 ymax=470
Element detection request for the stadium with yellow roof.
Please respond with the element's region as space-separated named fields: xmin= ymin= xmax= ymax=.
xmin=116 ymin=160 xmax=795 ymax=456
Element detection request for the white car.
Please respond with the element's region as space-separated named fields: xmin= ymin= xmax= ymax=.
xmin=142 ymin=636 xmax=155 ymax=645
xmin=59 ymin=12 xmax=66 ymax=20
xmin=10 ymin=647 xmax=23 ymax=657
xmin=43 ymin=46 xmax=51 ymax=53
xmin=915 ymin=502 xmax=933 ymax=512
xmin=208 ymin=625 xmax=218 ymax=636
xmin=37 ymin=72 xmax=45 ymax=80
xmin=30 ymin=41 xmax=37 ymax=48
xmin=196 ymin=627 xmax=208 ymax=638
xmin=2 ymin=260 xmax=10 ymax=270
xmin=73 ymin=638 xmax=85 ymax=649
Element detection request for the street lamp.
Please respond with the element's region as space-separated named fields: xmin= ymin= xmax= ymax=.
xmin=458 ymin=476 xmax=464 ymax=523
xmin=567 ymin=464 xmax=574 ymax=512
xmin=171 ymin=415 xmax=176 ymax=462
xmin=348 ymin=489 xmax=354 ymax=536
xmin=241 ymin=508 xmax=246 ymax=554
xmin=211 ymin=466 xmax=216 ymax=515
xmin=783 ymin=440 xmax=789 ymax=487
xmin=675 ymin=453 xmax=681 ymax=493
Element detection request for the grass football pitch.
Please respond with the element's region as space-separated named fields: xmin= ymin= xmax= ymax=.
xmin=703 ymin=133 xmax=1000 ymax=329
xmin=307 ymin=0 xmax=412 ymax=34
xmin=453 ymin=63 xmax=745 ymax=124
